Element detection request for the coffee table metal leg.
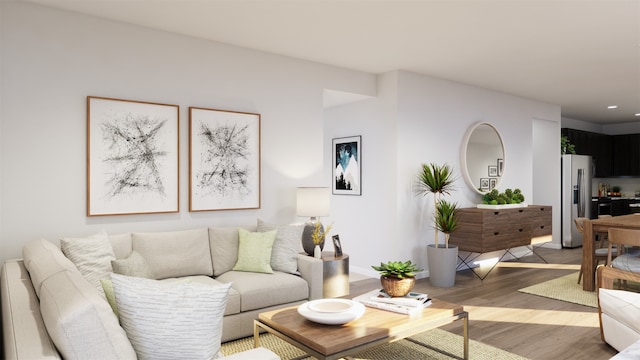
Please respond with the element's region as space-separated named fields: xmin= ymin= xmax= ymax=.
xmin=253 ymin=320 xmax=260 ymax=348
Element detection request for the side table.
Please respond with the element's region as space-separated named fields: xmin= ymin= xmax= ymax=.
xmin=321 ymin=251 xmax=349 ymax=298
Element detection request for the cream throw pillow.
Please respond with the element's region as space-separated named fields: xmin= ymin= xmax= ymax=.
xmin=60 ymin=230 xmax=115 ymax=296
xmin=257 ymin=219 xmax=303 ymax=274
xmin=232 ymin=228 xmax=277 ymax=274
xmin=111 ymin=273 xmax=231 ymax=360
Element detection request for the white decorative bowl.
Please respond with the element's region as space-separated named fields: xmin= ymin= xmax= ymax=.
xmin=298 ymin=299 xmax=365 ymax=325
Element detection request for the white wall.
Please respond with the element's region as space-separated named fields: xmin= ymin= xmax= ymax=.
xmin=325 ymin=70 xmax=561 ymax=277
xmin=1 ymin=2 xmax=562 ymax=276
xmin=0 ymin=2 xmax=375 ymax=264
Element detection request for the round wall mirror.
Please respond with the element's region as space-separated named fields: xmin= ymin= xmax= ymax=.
xmin=460 ymin=122 xmax=505 ymax=195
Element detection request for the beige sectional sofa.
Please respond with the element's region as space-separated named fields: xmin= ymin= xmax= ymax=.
xmin=1 ymin=223 xmax=323 ymax=360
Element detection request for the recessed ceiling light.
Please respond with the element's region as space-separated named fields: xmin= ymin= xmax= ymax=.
xmin=635 ymin=113 xmax=640 ymax=117
xmin=607 ymin=105 xmax=618 ymax=109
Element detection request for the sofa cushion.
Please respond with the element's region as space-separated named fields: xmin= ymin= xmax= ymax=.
xmin=60 ymin=230 xmax=115 ymax=296
xmin=216 ymin=271 xmax=309 ymax=312
xmin=232 ymin=229 xmax=277 ymax=274
xmin=39 ymin=270 xmax=136 ymax=360
xmin=132 ymin=228 xmax=213 ymax=279
xmin=257 ymin=219 xmax=303 ymax=275
xmin=22 ymin=238 xmax=80 ymax=298
xmin=111 ymin=250 xmax=155 ymax=279
xmin=109 ymin=232 xmax=133 ymax=260
xmin=111 ymin=273 xmax=231 ymax=360
xmin=209 ymin=227 xmax=241 ymax=276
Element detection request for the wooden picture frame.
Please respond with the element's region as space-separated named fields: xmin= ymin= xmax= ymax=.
xmin=87 ymin=96 xmax=179 ymax=216
xmin=332 ymin=234 xmax=343 ymax=257
xmin=332 ymin=135 xmax=361 ymax=195
xmin=189 ymin=107 xmax=261 ymax=211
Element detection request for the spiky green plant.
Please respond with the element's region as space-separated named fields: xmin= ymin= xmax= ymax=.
xmin=371 ymin=260 xmax=423 ymax=279
xmin=434 ymin=200 xmax=459 ymax=248
xmin=416 ymin=163 xmax=456 ymax=246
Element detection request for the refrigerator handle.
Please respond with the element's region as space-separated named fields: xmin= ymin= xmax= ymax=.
xmin=577 ymin=168 xmax=585 ymax=217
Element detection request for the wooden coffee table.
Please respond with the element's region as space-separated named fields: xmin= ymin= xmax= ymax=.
xmin=254 ymin=298 xmax=468 ymax=360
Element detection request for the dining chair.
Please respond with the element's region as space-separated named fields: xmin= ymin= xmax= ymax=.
xmin=606 ymin=228 xmax=640 ymax=274
xmin=575 ymin=217 xmax=616 ymax=284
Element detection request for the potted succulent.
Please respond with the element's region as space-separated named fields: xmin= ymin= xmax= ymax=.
xmin=416 ymin=163 xmax=459 ymax=287
xmin=372 ymin=260 xmax=423 ymax=297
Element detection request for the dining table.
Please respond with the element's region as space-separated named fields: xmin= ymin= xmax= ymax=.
xmin=582 ymin=214 xmax=640 ymax=291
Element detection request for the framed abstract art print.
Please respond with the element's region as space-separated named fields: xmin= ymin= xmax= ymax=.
xmin=87 ymin=96 xmax=179 ymax=216
xmin=189 ymin=107 xmax=261 ymax=211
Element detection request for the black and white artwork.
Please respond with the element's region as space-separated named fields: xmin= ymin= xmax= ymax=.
xmin=333 ymin=135 xmax=361 ymax=195
xmin=87 ymin=96 xmax=179 ymax=216
xmin=189 ymin=107 xmax=260 ymax=211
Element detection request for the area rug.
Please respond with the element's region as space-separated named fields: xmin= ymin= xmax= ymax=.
xmin=221 ymin=328 xmax=529 ymax=360
xmin=518 ymin=272 xmax=597 ymax=308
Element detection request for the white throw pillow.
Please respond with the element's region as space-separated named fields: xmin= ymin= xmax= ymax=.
xmin=111 ymin=273 xmax=231 ymax=360
xmin=257 ymin=219 xmax=303 ymax=274
xmin=60 ymin=230 xmax=115 ymax=296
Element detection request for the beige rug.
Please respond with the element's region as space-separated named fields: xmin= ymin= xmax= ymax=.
xmin=221 ymin=328 xmax=528 ymax=360
xmin=518 ymin=272 xmax=597 ymax=308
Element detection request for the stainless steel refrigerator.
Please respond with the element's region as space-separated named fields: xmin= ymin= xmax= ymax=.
xmin=561 ymin=154 xmax=593 ymax=248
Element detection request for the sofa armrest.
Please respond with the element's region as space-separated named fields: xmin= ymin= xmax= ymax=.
xmin=2 ymin=259 xmax=61 ymax=360
xmin=297 ymin=254 xmax=323 ymax=300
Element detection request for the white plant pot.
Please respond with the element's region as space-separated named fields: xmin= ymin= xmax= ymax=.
xmin=427 ymin=244 xmax=458 ymax=287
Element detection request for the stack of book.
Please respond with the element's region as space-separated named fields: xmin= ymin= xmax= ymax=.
xmin=352 ymin=289 xmax=432 ymax=315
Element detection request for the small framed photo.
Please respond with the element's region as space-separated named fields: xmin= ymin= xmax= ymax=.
xmin=488 ymin=165 xmax=498 ymax=177
xmin=333 ymin=136 xmax=361 ymax=195
xmin=480 ymin=178 xmax=490 ymax=191
xmin=497 ymin=158 xmax=504 ymax=176
xmin=332 ymin=234 xmax=343 ymax=257
xmin=489 ymin=178 xmax=497 ymax=190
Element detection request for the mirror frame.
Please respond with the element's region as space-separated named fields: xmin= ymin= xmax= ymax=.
xmin=460 ymin=122 xmax=506 ymax=195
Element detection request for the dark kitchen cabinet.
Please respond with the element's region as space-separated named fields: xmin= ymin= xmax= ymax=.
xmin=612 ymin=134 xmax=640 ymax=176
xmin=562 ymin=128 xmax=613 ymax=177
xmin=611 ymin=199 xmax=625 ymax=216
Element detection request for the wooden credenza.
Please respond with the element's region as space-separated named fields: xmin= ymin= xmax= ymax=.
xmin=448 ymin=205 xmax=552 ymax=253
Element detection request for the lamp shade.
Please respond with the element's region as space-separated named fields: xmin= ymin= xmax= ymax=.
xmin=296 ymin=187 xmax=330 ymax=217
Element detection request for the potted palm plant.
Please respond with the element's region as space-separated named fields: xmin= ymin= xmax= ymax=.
xmin=371 ymin=260 xmax=423 ymax=297
xmin=416 ymin=163 xmax=459 ymax=287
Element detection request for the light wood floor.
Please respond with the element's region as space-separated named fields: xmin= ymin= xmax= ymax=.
xmin=350 ymin=247 xmax=618 ymax=360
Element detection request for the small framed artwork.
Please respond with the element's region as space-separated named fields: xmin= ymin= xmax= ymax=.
xmin=332 ymin=135 xmax=361 ymax=195
xmin=489 ymin=178 xmax=497 ymax=190
xmin=332 ymin=234 xmax=343 ymax=257
xmin=497 ymin=158 xmax=504 ymax=176
xmin=480 ymin=178 xmax=490 ymax=191
xmin=488 ymin=165 xmax=498 ymax=177
xmin=189 ymin=107 xmax=261 ymax=211
xmin=87 ymin=96 xmax=179 ymax=216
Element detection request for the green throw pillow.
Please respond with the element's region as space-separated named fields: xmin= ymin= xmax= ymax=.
xmin=232 ymin=228 xmax=277 ymax=274
xmin=100 ymin=279 xmax=119 ymax=318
